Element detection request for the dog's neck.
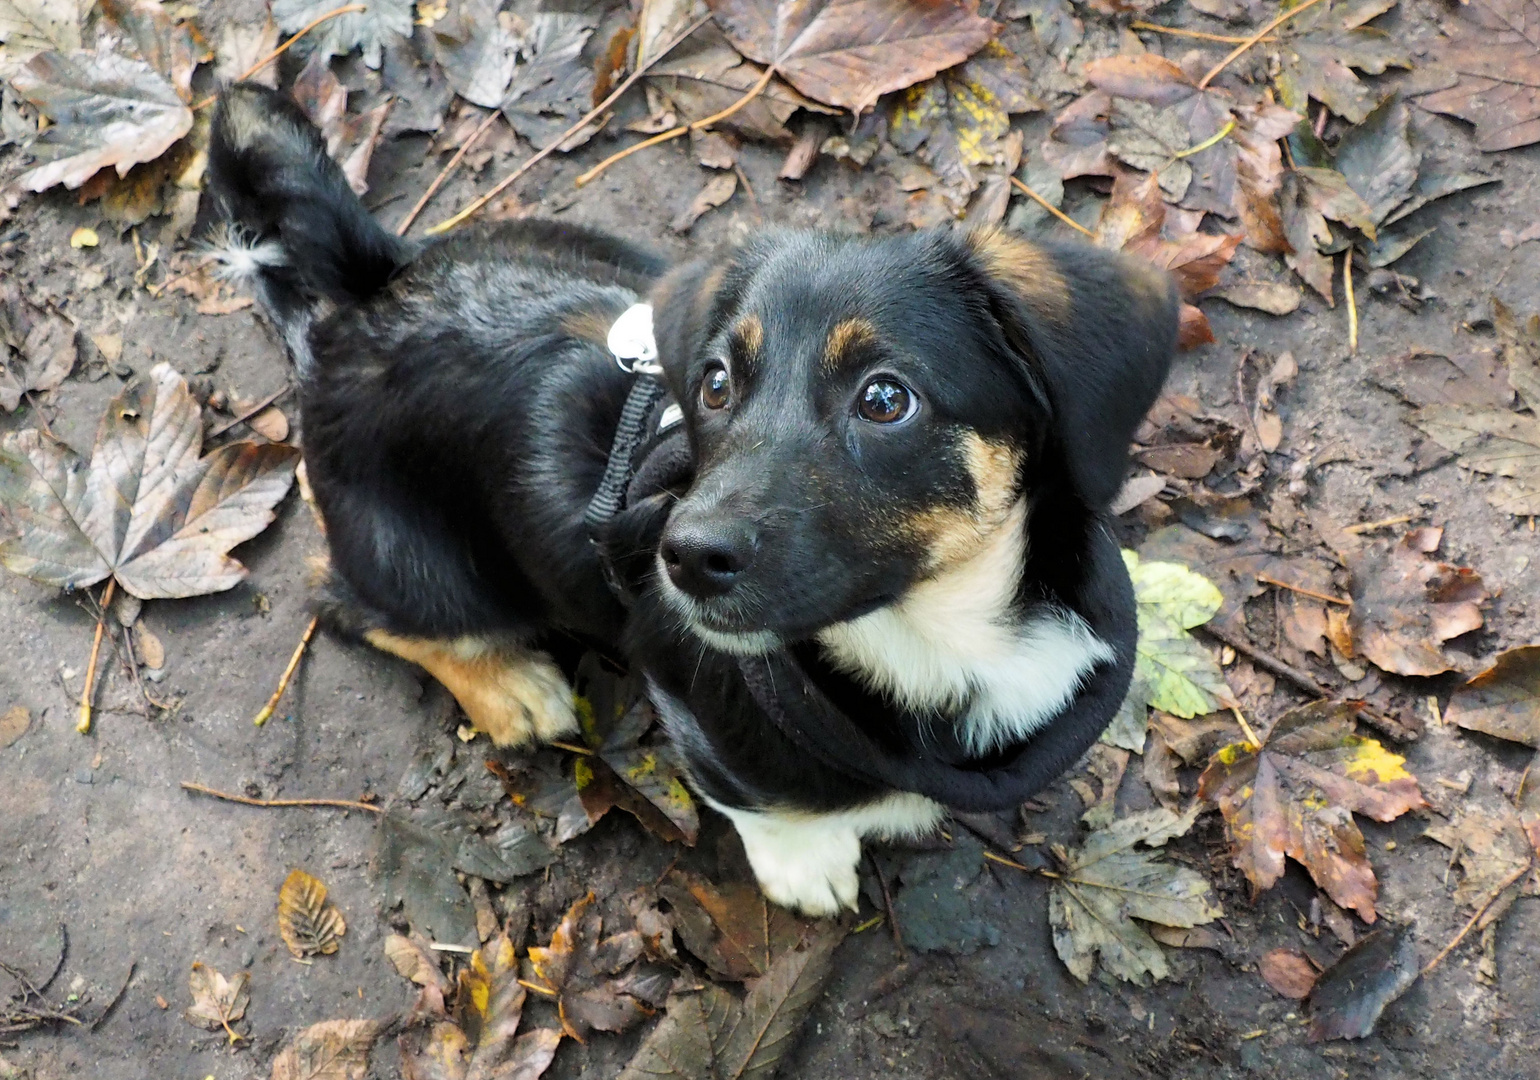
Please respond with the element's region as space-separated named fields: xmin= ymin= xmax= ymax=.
xmin=814 ymin=501 xmax=1113 ymax=756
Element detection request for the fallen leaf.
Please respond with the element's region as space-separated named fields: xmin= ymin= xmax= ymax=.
xmin=0 ymin=363 xmax=299 ymax=599
xmin=271 ymin=0 xmax=412 ymax=69
xmin=1048 ymin=805 xmax=1222 ymax=985
xmin=649 ymin=26 xmax=834 ymax=143
xmin=1495 ymin=298 xmax=1540 ymax=414
xmin=1446 ymin=646 xmax=1540 ymax=748
xmin=184 ymin=961 xmax=248 ymax=1045
xmin=99 ymin=0 xmax=212 ymax=101
xmin=1198 ymin=701 xmax=1428 ymax=921
xmin=1 ymin=307 xmax=76 ymax=412
xmin=1425 ymin=804 xmax=1536 ymax=926
xmin=249 ymin=406 xmax=290 ymax=443
xmin=385 ymin=932 xmax=448 ymax=991
xmin=526 ymin=893 xmax=656 ymax=1042
xmin=133 ymin=620 xmax=164 ymax=668
xmin=502 ymin=12 xmax=600 ymax=151
xmin=215 ymin=17 xmax=280 ymax=88
xmin=705 ymin=0 xmax=998 ymax=115
xmin=1279 ymin=165 xmax=1376 ymax=302
xmin=1334 ymin=95 xmax=1418 ymax=226
xmin=658 ymin=870 xmax=810 ymax=981
xmin=1267 ymin=0 xmax=1410 ymax=124
xmin=1306 ymin=924 xmax=1419 ymax=1041
xmin=1207 ymin=282 xmax=1301 ymax=316
xmin=0 ymin=704 xmax=30 ymax=749
xmin=1407 ymin=403 xmax=1540 ymax=516
xmin=1344 ymin=526 xmax=1488 ymax=677
xmin=278 ymin=868 xmax=347 ymax=959
xmin=1418 ymin=0 xmax=1540 ymax=151
xmin=0 ymin=0 xmax=84 ymax=57
xmin=428 ymin=0 xmax=521 ymax=108
xmin=9 ymin=47 xmax=193 ymax=192
xmin=1258 ymin=948 xmax=1319 ymax=999
xmin=271 ymin=1019 xmax=378 ymax=1080
xmin=671 ymin=170 xmax=737 ymax=233
xmin=1370 ymin=348 xmax=1515 ymax=409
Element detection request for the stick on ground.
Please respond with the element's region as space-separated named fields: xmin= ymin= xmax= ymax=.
xmin=181 ymin=781 xmax=382 ymax=814
xmin=78 ymin=579 xmax=116 ymax=735
xmin=253 ymin=615 xmax=318 ymax=726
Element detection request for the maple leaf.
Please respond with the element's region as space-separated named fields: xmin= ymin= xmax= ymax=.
xmin=657 ymin=870 xmax=814 ymax=981
xmin=428 ymin=0 xmax=521 ymax=108
xmin=0 ymin=363 xmax=298 ymax=599
xmin=705 ymin=0 xmax=999 ymax=114
xmin=1418 ymin=0 xmax=1540 ymax=151
xmin=1048 ymin=805 xmax=1222 ymax=985
xmin=8 ymin=47 xmax=193 ymax=192
xmin=617 ymin=924 xmax=844 ymax=1080
xmin=0 ymin=305 xmax=74 ymax=413
xmin=0 ymin=0 xmax=83 ymax=60
xmin=1266 ymin=0 xmax=1410 ymax=124
xmin=1197 ymin=701 xmax=1428 ymax=921
xmin=1446 ymin=645 xmax=1540 ymax=748
xmin=501 ymin=12 xmax=600 ymax=152
xmin=277 ymin=868 xmax=347 ymax=959
xmin=271 ymin=1019 xmax=378 ymax=1080
xmin=271 ymin=0 xmax=412 ymax=69
xmin=1340 ymin=526 xmax=1487 ymax=677
xmin=1425 ymin=803 xmax=1538 ymax=929
xmin=1408 ymin=403 xmax=1540 ymax=516
xmin=184 ymin=961 xmax=249 ymax=1045
xmin=99 ymin=0 xmax=212 ymax=102
xmin=526 ymin=893 xmax=661 ymax=1042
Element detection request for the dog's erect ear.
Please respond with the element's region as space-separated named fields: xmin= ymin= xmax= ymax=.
xmin=965 ymin=229 xmax=1178 ymax=510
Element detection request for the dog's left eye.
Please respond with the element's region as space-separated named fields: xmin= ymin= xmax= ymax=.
xmin=856 ymin=378 xmax=917 ymax=424
xmin=700 ymin=363 xmax=731 ymax=410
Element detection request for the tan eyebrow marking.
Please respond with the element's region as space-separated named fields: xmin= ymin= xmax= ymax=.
xmin=822 ymin=317 xmax=879 ymax=372
xmin=729 ymin=314 xmax=763 ymax=376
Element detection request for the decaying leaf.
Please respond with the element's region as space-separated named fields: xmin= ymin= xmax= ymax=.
xmin=428 ymin=0 xmax=521 ymax=108
xmin=649 ymin=25 xmax=834 ymax=143
xmin=1418 ymin=0 xmax=1540 ymax=152
xmin=9 ymin=48 xmax=193 ymax=192
xmin=0 ymin=306 xmax=76 ymax=412
xmin=1306 ymin=924 xmax=1419 ymax=1041
xmin=271 ymin=0 xmax=412 ymax=69
xmin=277 ymin=868 xmax=347 ymax=959
xmin=271 ymin=1019 xmax=378 ymax=1080
xmin=1258 ymin=948 xmax=1319 ymax=999
xmin=1048 ymin=805 xmax=1221 ymax=985
xmin=1496 ymin=298 xmax=1540 ymax=413
xmin=184 ymin=961 xmax=248 ymax=1044
xmin=1198 ymin=702 xmax=1428 ymax=921
xmin=706 ymin=0 xmax=998 ymax=114
xmin=1208 ymin=282 xmax=1301 ymax=316
xmin=1446 ymin=646 xmax=1540 ymax=747
xmin=658 ymin=871 xmax=811 ymax=981
xmin=1344 ymin=526 xmax=1488 ymax=677
xmin=1267 ymin=0 xmax=1410 ymax=124
xmin=1279 ymin=165 xmax=1374 ymax=303
xmin=526 ymin=893 xmax=661 ymax=1042
xmin=671 ymin=170 xmax=737 ymax=232
xmin=0 ymin=704 xmax=31 ymax=749
xmin=501 ymin=12 xmax=599 ymax=151
xmin=0 ymin=0 xmax=84 ymax=58
xmin=0 ymin=363 xmax=299 ymax=599
xmin=215 ymin=17 xmax=280 ymax=88
xmin=1425 ymin=803 xmax=1537 ymax=932
xmin=1408 ymin=403 xmax=1540 ymax=516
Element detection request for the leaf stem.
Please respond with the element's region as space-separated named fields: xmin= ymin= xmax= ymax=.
xmin=1173 ymin=118 xmax=1236 ymax=159
xmin=1009 ymin=176 xmax=1094 ymax=237
xmin=252 ymin=615 xmax=318 ymax=726
xmin=1255 ymin=573 xmax=1352 ymax=606
xmin=1129 ymin=21 xmax=1275 ymax=45
xmin=1344 ymin=251 xmax=1358 ymax=354
xmin=1198 ymin=0 xmax=1331 ymax=89
xmin=180 ymin=780 xmax=381 ymax=813
xmin=191 ymin=5 xmax=367 ymax=111
xmin=78 ymin=578 xmax=116 ymax=734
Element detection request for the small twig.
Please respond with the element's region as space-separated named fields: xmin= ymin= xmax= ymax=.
xmin=547 ymin=740 xmax=595 ymax=756
xmin=90 ymin=962 xmax=136 ymax=1031
xmin=429 ymin=942 xmax=475 ymax=954
xmin=1230 ymin=707 xmax=1262 ymax=750
xmin=78 ymin=579 xmax=116 ymax=734
xmin=146 ymin=253 xmax=216 ymax=298
xmin=1344 ymin=252 xmax=1358 ymax=354
xmin=207 ymin=383 xmax=293 ymax=440
xmin=252 ymin=615 xmax=317 ymax=726
xmin=1344 ymin=514 xmax=1415 ymax=535
xmin=119 ymin=623 xmax=176 ymax=715
xmin=983 ymin=850 xmax=1033 ymax=872
xmin=1256 ymin=573 xmax=1353 ymax=606
xmin=191 ymin=5 xmax=366 ymax=111
xmin=733 ymin=163 xmax=761 ymax=218
xmin=1010 ymin=176 xmax=1094 ymax=237
xmin=22 ymin=389 xmax=56 ymax=437
xmin=180 ymin=780 xmax=381 ymax=813
xmin=395 ymin=108 xmax=504 ymax=236
xmin=575 ymin=63 xmax=776 ymax=189
xmin=871 ymin=857 xmax=907 ymax=962
xmin=1198 ymin=0 xmax=1330 ymax=89
xmin=1129 ymin=21 xmax=1275 ymax=44
xmin=427 ymin=12 xmax=712 ymax=235
xmin=1198 ymin=621 xmax=1330 ymax=700
xmin=1422 ymin=862 xmax=1532 ymax=976
xmin=518 ymin=979 xmax=559 ymax=997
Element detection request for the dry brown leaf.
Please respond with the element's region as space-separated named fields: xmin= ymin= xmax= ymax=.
xmin=1198 ymin=702 xmax=1428 ymax=921
xmin=706 ymin=0 xmax=998 ymax=114
xmin=670 ymin=171 xmax=737 ymax=233
xmin=526 ymin=892 xmax=658 ymax=1042
xmin=133 ymin=621 xmax=165 ymax=669
xmin=1407 ymin=403 xmax=1540 ymax=516
xmin=1418 ymin=0 xmax=1540 ymax=151
xmin=1425 ymin=804 xmax=1537 ymax=929
xmin=1344 ymin=526 xmax=1488 ymax=677
xmin=271 ymin=1019 xmax=378 ymax=1080
xmin=215 ymin=17 xmax=280 ymax=88
xmin=278 ymin=868 xmax=346 ymax=959
xmin=0 ymin=363 xmax=298 ymax=599
xmin=248 ymin=406 xmax=290 ymax=443
xmin=184 ymin=961 xmax=248 ymax=1045
xmin=649 ymin=26 xmax=834 ymax=142
xmin=1258 ymin=948 xmax=1319 ymax=999
xmin=1267 ymin=0 xmax=1410 ymax=124
xmin=1446 ymin=646 xmax=1540 ymax=748
xmin=658 ymin=871 xmax=813 ymax=981
xmin=0 ymin=704 xmax=30 ymax=749
xmin=1495 ymin=298 xmax=1540 ymax=413
xmin=0 ymin=306 xmax=76 ymax=412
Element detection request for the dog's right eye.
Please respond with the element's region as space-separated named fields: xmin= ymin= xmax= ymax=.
xmin=700 ymin=363 xmax=731 ymax=410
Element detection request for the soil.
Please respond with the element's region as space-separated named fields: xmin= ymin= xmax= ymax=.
xmin=3 ymin=1 xmax=1540 ymax=1078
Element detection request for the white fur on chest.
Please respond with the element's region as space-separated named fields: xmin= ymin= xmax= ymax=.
xmin=815 ymin=503 xmax=1112 ymax=755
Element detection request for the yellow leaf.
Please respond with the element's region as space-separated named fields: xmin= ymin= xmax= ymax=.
xmin=277 ymin=868 xmax=346 ymax=958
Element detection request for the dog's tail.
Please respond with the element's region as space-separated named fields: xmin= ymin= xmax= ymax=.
xmin=205 ymin=83 xmax=407 ymax=369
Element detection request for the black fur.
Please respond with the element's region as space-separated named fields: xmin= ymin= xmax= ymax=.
xmin=208 ymin=84 xmax=1176 ymax=823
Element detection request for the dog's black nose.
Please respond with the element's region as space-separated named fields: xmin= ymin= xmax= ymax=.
xmin=660 ymin=518 xmax=756 ymax=598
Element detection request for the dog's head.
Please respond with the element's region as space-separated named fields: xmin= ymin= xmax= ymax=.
xmin=646 ymin=228 xmax=1176 ymax=654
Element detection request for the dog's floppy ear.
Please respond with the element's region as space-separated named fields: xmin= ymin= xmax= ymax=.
xmin=965 ymin=229 xmax=1178 ymax=510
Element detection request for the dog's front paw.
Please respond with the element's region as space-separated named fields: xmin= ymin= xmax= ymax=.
xmin=726 ymin=811 xmax=862 ymax=918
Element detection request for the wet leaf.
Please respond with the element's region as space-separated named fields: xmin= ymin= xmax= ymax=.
xmin=1258 ymin=948 xmax=1318 ymax=999
xmin=184 ymin=961 xmax=248 ymax=1044
xmin=0 ymin=363 xmax=299 ymax=599
xmin=1418 ymin=0 xmax=1540 ymax=151
xmin=617 ymin=988 xmax=732 ymax=1080
xmin=1306 ymin=924 xmax=1419 ymax=1041
xmin=502 ymin=12 xmax=600 ymax=151
xmin=1198 ymin=701 xmax=1428 ymax=921
xmin=1406 ymin=403 xmax=1540 ymax=516
xmin=1267 ymin=0 xmax=1410 ymax=124
xmin=1344 ymin=526 xmax=1488 ymax=677
xmin=271 ymin=1019 xmax=378 ymax=1080
xmin=1048 ymin=805 xmax=1221 ymax=985
xmin=271 ymin=0 xmax=412 ymax=69
xmin=658 ymin=871 xmax=810 ymax=981
xmin=278 ymin=868 xmax=347 ymax=959
xmin=1425 ymin=804 xmax=1536 ymax=923
xmin=374 ymin=809 xmax=478 ymax=945
xmin=1446 ymin=646 xmax=1540 ymax=748
xmin=9 ymin=48 xmax=193 ymax=192
xmin=526 ymin=893 xmax=655 ymax=1042
xmin=706 ymin=0 xmax=998 ymax=114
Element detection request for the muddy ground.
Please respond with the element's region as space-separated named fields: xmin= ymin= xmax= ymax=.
xmin=3 ymin=1 xmax=1540 ymax=1077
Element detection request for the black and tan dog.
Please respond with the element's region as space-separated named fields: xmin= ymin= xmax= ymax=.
xmin=207 ymin=84 xmax=1177 ymax=915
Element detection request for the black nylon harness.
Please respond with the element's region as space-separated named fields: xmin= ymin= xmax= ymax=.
xmin=582 ymin=370 xmax=1136 ymax=813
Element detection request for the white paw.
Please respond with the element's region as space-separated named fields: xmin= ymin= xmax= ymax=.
xmin=510 ymin=653 xmax=580 ymax=744
xmin=719 ymin=809 xmax=863 ymax=918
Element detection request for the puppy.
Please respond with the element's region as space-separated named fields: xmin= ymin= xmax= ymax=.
xmin=207 ymin=84 xmax=1177 ymax=916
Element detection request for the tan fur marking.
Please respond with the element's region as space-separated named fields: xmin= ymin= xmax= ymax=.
xmin=560 ymin=307 xmax=620 ymax=345
xmin=823 ymin=317 xmax=878 ymax=372
xmin=904 ymin=432 xmax=1021 ymax=572
xmin=364 ymin=631 xmax=578 ymax=747
xmin=735 ymin=314 xmax=764 ymax=355
xmin=966 ymin=228 xmax=1072 ymax=323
